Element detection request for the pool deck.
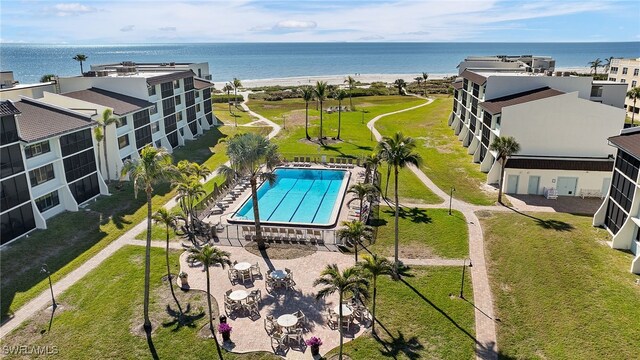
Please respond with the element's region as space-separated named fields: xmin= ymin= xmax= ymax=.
xmin=203 ymin=165 xmax=367 ymax=248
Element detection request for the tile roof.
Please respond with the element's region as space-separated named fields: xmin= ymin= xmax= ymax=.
xmin=479 ymin=87 xmax=564 ymax=115
xmin=460 ymin=70 xmax=487 ymax=85
xmin=608 ymin=130 xmax=640 ymax=159
xmin=13 ymin=99 xmax=95 ymax=143
xmin=0 ymin=100 xmax=21 ymax=116
xmin=194 ymin=78 xmax=215 ymax=90
xmin=505 ymin=158 xmax=613 ymax=172
xmin=452 ymin=79 xmax=463 ymax=90
xmin=146 ymin=70 xmax=194 ymax=86
xmin=63 ymin=87 xmax=154 ymax=116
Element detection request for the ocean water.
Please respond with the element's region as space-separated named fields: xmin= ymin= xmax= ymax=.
xmin=233 ymin=168 xmax=347 ymax=225
xmin=1 ymin=42 xmax=639 ymax=84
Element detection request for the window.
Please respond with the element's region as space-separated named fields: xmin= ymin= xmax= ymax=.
xmin=174 ymin=95 xmax=182 ymax=106
xmin=151 ymin=122 xmax=160 ymax=133
xmin=60 ymin=129 xmax=92 ymax=156
xmin=162 ymin=97 xmax=175 ymax=115
xmin=135 ymin=125 xmax=152 ymax=149
xmin=1 ymin=144 xmax=25 ymax=179
xmin=0 ymin=202 xmax=35 ymax=244
xmin=609 ymin=78 xmax=617 ymax=82
xmin=185 ymin=90 xmax=195 ymax=107
xmin=133 ymin=110 xmax=150 ymax=128
xmin=167 ymin=131 xmax=178 ymax=148
xmin=149 ymin=104 xmax=157 ymax=115
xmin=187 ymin=106 xmax=196 ymax=121
xmin=29 ymin=164 xmax=55 ymax=186
xmin=196 ymin=104 xmax=201 ymax=113
xmin=590 ymin=86 xmax=603 ymax=97
xmin=632 ymin=80 xmax=637 ymax=88
xmin=116 ymin=116 xmax=127 ymax=128
xmin=35 ymin=191 xmax=59 ymax=212
xmin=621 ymin=79 xmax=626 ymax=84
xmin=173 ymin=79 xmax=180 ymax=89
xmin=160 ymin=82 xmax=173 ymax=98
xmin=148 ymin=85 xmax=156 ymax=96
xmin=622 ymin=67 xmax=628 ymax=75
xmin=176 ymin=112 xmax=183 ymax=122
xmin=614 ymin=150 xmax=640 ymax=182
xmin=610 ymin=67 xmax=618 ymax=74
xmin=1 ymin=115 xmax=19 ymax=145
xmin=1 ymin=174 xmax=31 ymax=210
xmin=184 ymin=77 xmax=194 ymax=91
xmin=63 ymin=149 xmax=97 ymax=182
xmin=605 ymin=199 xmax=627 ymax=234
xmin=634 ymin=69 xmax=639 ymax=76
xmin=24 ymin=140 xmax=51 ymax=159
xmin=196 ymin=91 xmax=201 ymax=99
xmin=118 ymin=134 xmax=130 ymax=149
xmin=164 ymin=114 xmax=177 ymax=133
xmin=68 ymin=174 xmax=100 ymax=204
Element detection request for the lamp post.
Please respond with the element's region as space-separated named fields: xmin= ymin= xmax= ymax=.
xmin=41 ymin=264 xmax=57 ymax=309
xmin=361 ymin=109 xmax=365 ymax=124
xmin=282 ymin=114 xmax=286 ymax=130
xmin=449 ymin=186 xmax=456 ymax=215
xmin=459 ymin=258 xmax=472 ymax=298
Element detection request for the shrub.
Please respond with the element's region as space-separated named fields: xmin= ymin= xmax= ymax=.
xmin=305 ymin=336 xmax=323 ymax=347
xmin=218 ymin=323 xmax=232 ymax=333
xmin=211 ymin=94 xmax=244 ymax=103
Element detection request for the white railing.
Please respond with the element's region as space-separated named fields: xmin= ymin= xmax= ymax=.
xmin=579 ymin=189 xmax=603 ymax=199
xmin=543 ymin=187 xmax=558 ymax=200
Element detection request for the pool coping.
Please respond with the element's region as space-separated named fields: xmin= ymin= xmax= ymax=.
xmin=227 ymin=167 xmax=351 ymax=229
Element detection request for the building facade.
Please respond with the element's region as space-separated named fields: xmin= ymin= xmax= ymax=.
xmin=593 ymin=127 xmax=640 ymax=274
xmin=449 ymin=69 xmax=626 ymax=197
xmin=607 ymin=58 xmax=640 ymax=117
xmin=457 ymin=55 xmax=556 ymax=75
xmin=1 ymin=99 xmax=109 ymax=245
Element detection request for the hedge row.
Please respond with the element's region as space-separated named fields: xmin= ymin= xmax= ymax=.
xmin=211 ymin=94 xmax=244 ymax=103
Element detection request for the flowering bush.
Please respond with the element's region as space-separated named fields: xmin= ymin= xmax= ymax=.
xmin=218 ymin=323 xmax=232 ymax=334
xmin=305 ymin=336 xmax=323 ymax=347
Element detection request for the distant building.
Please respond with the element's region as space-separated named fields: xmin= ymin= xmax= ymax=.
xmin=449 ymin=68 xmax=626 ymax=198
xmin=1 ymin=99 xmax=108 ymax=245
xmin=593 ymin=127 xmax=640 ymax=274
xmin=457 ymin=55 xmax=556 ymax=75
xmin=0 ymin=71 xmax=58 ymax=101
xmin=607 ymin=58 xmax=640 ymax=117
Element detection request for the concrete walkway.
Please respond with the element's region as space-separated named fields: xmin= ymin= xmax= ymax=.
xmin=367 ymin=96 xmax=499 ymax=360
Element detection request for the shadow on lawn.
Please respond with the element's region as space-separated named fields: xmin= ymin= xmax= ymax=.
xmin=374 ymin=319 xmax=423 ymax=360
xmin=162 ymin=303 xmax=205 ymax=332
xmin=382 ymin=207 xmax=432 ymax=224
xmin=504 ymin=205 xmax=574 ymax=232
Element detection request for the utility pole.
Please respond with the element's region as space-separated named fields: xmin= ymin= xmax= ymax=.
xmin=41 ymin=264 xmax=57 ymax=309
xmin=449 ymin=186 xmax=456 ymax=215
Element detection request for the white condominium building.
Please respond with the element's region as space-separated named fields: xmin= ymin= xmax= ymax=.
xmin=607 ymin=58 xmax=640 ymax=117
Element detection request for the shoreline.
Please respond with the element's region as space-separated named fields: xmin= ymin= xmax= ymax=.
xmin=235 ymin=66 xmax=593 ymax=88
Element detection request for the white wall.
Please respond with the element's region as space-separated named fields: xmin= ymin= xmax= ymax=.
xmin=0 ymin=83 xmax=57 ymax=101
xmin=484 ymin=75 xmax=593 ymax=101
xmin=500 ymin=92 xmax=625 ymax=158
xmin=502 ymin=168 xmax=611 ymax=196
xmin=58 ymin=77 xmax=148 ymax=100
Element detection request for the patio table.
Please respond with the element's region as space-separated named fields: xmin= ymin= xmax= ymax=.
xmin=277 ymin=314 xmax=298 ymax=329
xmin=229 ymin=290 xmax=249 ymax=302
xmin=270 ymin=270 xmax=287 ymax=280
xmin=334 ymin=304 xmax=353 ymax=317
xmin=234 ymin=262 xmax=252 ymax=271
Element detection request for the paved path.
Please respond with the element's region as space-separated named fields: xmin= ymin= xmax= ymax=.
xmin=0 ymin=94 xmax=281 ymax=338
xmin=368 ymin=96 xmax=499 ymax=360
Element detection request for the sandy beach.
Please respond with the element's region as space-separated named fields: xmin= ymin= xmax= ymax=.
xmin=239 ymin=66 xmax=594 ymax=88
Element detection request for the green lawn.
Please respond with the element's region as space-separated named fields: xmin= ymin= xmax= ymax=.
xmin=0 ymin=124 xmax=260 ymax=322
xmin=248 ymin=95 xmax=425 ymax=158
xmin=378 ymin=167 xmax=442 ymax=205
xmin=369 ymin=206 xmax=468 ymax=259
xmin=2 ymin=246 xmax=278 ymax=360
xmin=327 ymin=266 xmax=475 ymax=360
xmin=214 ymin=103 xmax=257 ymax=125
xmin=481 ymin=211 xmax=640 ymax=359
xmin=376 ymin=96 xmax=496 ymax=205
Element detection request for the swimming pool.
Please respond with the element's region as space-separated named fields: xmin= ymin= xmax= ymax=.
xmin=229 ymin=168 xmax=350 ymax=227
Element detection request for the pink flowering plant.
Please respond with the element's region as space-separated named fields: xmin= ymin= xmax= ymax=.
xmin=218 ymin=323 xmax=232 ymax=334
xmin=305 ymin=336 xmax=323 ymax=347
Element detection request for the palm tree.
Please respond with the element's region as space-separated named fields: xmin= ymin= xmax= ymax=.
xmin=422 ymin=72 xmax=429 ymax=96
xmin=626 ymin=87 xmax=640 ymax=125
xmin=40 ymin=74 xmax=56 ymax=83
xmin=153 ymin=208 xmax=183 ymax=316
xmin=223 ymin=84 xmax=234 ymax=113
xmin=72 ymin=54 xmax=88 ymax=74
xmin=604 ymin=57 xmax=614 ymax=73
xmin=334 ymin=89 xmax=347 ymax=140
xmin=337 ymin=220 xmax=372 ymax=263
xmin=176 ymin=160 xmax=211 ymax=181
xmin=344 ymin=76 xmax=356 ymax=110
xmin=348 ymin=183 xmax=377 ymax=222
xmin=489 ymin=136 xmax=521 ymax=204
xmin=357 ymin=254 xmax=393 ymax=334
xmin=301 ymin=86 xmax=314 ymax=140
xmin=219 ymin=133 xmax=279 ymax=250
xmin=232 ymin=78 xmax=242 ymax=107
xmin=314 ymin=81 xmax=328 ymax=142
xmin=121 ymin=145 xmax=175 ymax=332
xmin=377 ymin=132 xmax=422 ymax=267
xmin=96 ymin=109 xmax=120 ymax=182
xmin=175 ymin=177 xmax=206 ymax=228
xmin=362 ymin=153 xmax=381 ymax=184
xmin=394 ymin=79 xmax=407 ymax=95
xmin=187 ymin=245 xmax=231 ymax=360
xmin=314 ymin=264 xmax=369 ymax=360
xmin=588 ymin=58 xmax=603 ymax=75
xmin=414 ymin=76 xmax=423 ymax=93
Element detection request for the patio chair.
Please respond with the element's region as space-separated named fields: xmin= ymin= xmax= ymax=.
xmin=341 ymin=315 xmax=351 ymax=331
xmin=279 ymin=227 xmax=289 ymax=241
xmin=305 ymin=157 xmax=311 ymax=163
xmin=264 ymin=315 xmax=276 ymax=334
xmin=270 ymin=332 xmax=288 ymax=353
xmin=295 ymin=229 xmax=304 ymax=240
xmin=287 ymin=228 xmax=296 ymax=241
xmin=228 ymin=269 xmax=239 ymax=284
xmin=246 ymin=298 xmax=260 ymax=317
xmin=289 ymin=328 xmax=304 ymax=347
xmin=224 ymin=299 xmax=241 ymax=316
xmin=294 ymin=310 xmax=307 ymax=327
xmin=239 ymin=269 xmax=252 ymax=283
xmin=265 ymin=277 xmax=276 ymax=291
xmin=325 ymin=308 xmax=338 ymax=329
xmin=250 ymin=262 xmax=262 ymax=278
xmin=249 ymin=289 xmax=262 ymax=304
xmin=328 ymin=158 xmax=335 ymax=168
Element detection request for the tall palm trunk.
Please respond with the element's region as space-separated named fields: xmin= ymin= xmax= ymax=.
xmin=372 ymin=276 xmax=377 ymax=334
xmin=206 ymin=267 xmax=224 ymax=360
xmin=632 ymin=98 xmax=637 ymax=125
xmin=305 ymin=102 xmax=310 ymax=140
xmin=498 ymin=158 xmax=506 ymax=204
xmin=80 ymin=61 xmax=84 ymax=74
xmin=96 ymin=142 xmax=103 ymax=179
xmin=250 ymin=177 xmax=265 ymax=249
xmin=354 ymin=235 xmax=358 ymax=263
xmin=338 ymin=292 xmax=344 ymax=360
xmin=166 ymin=225 xmax=183 ymax=315
xmin=143 ymin=189 xmax=153 ymax=331
xmin=359 ymin=197 xmax=364 ymax=222
xmin=384 ymin=164 xmax=391 ymax=198
xmin=102 ymin=125 xmax=111 ymax=182
xmin=394 ymin=166 xmax=400 ymax=266
xmin=319 ymin=100 xmax=324 ymax=141
xmin=337 ymin=102 xmax=342 ymax=140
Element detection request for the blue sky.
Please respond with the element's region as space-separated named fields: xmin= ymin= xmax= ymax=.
xmin=1 ymin=0 xmax=639 ymax=43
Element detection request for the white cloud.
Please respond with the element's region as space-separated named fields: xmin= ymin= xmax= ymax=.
xmin=274 ymin=20 xmax=317 ymax=30
xmin=50 ymin=3 xmax=97 ymax=17
xmin=120 ymin=25 xmax=135 ymax=32
xmin=359 ymin=35 xmax=385 ymax=41
xmin=159 ymin=27 xmax=176 ymax=31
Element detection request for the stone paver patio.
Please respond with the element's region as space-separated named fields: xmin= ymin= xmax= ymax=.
xmin=179 ymin=246 xmax=367 ymax=359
